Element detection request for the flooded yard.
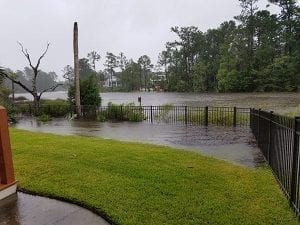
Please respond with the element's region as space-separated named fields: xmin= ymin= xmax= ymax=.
xmin=13 ymin=91 xmax=296 ymax=168
xmin=13 ymin=118 xmax=264 ymax=168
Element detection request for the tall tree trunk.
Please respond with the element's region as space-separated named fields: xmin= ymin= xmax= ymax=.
xmin=33 ymin=93 xmax=39 ymax=116
xmin=11 ymin=81 xmax=15 ymax=102
xmin=32 ymin=74 xmax=39 ymax=116
xmin=73 ymin=22 xmax=81 ymax=117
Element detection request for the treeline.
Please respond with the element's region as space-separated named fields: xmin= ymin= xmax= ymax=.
xmin=62 ymin=52 xmax=158 ymax=92
xmin=63 ymin=0 xmax=300 ymax=93
xmin=159 ymin=0 xmax=300 ymax=92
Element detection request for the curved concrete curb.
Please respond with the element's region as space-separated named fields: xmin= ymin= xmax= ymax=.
xmin=0 ymin=192 xmax=110 ymax=225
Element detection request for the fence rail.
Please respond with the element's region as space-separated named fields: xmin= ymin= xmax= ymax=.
xmin=14 ymin=104 xmax=250 ymax=127
xmin=250 ymin=109 xmax=300 ymax=218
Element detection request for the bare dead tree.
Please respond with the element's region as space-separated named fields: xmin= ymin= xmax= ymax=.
xmin=0 ymin=43 xmax=62 ymax=115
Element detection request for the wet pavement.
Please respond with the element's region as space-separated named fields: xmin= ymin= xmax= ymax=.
xmin=14 ymin=118 xmax=264 ymax=167
xmin=0 ymin=192 xmax=110 ymax=225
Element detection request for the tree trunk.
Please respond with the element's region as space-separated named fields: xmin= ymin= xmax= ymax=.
xmin=73 ymin=22 xmax=81 ymax=117
xmin=110 ymin=72 xmax=113 ymax=91
xmin=11 ymin=81 xmax=15 ymax=102
xmin=33 ymin=93 xmax=39 ymax=116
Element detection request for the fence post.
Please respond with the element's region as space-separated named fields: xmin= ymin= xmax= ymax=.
xmin=205 ymin=106 xmax=209 ymax=126
xmin=250 ymin=108 xmax=253 ymax=129
xmin=290 ymin=117 xmax=300 ymax=208
xmin=150 ymin=106 xmax=153 ymax=123
xmin=184 ymin=106 xmax=187 ymax=125
xmin=267 ymin=111 xmax=274 ymax=163
xmin=233 ymin=107 xmax=237 ymax=127
xmin=257 ymin=109 xmax=261 ymax=146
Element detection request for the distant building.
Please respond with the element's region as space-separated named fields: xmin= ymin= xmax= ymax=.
xmin=150 ymin=72 xmax=166 ymax=91
xmin=104 ymin=76 xmax=119 ymax=88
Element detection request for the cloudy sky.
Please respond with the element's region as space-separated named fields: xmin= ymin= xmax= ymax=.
xmin=0 ymin=0 xmax=276 ymax=79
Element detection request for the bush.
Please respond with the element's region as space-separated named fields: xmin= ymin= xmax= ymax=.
xmin=68 ymin=75 xmax=101 ymax=117
xmin=98 ymin=102 xmax=144 ymax=122
xmin=39 ymin=99 xmax=71 ymax=117
xmin=14 ymin=99 xmax=72 ymax=118
xmin=68 ymin=75 xmax=101 ymax=106
xmin=0 ymin=86 xmax=16 ymax=121
xmin=36 ymin=114 xmax=52 ymax=122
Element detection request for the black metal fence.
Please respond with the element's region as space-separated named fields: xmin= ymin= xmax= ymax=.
xmin=250 ymin=109 xmax=300 ymax=218
xmin=14 ymin=104 xmax=250 ymax=126
xmin=142 ymin=106 xmax=249 ymax=126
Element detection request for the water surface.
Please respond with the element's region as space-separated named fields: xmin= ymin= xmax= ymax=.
xmin=15 ymin=91 xmax=300 ymax=113
xmin=14 ymin=118 xmax=264 ymax=168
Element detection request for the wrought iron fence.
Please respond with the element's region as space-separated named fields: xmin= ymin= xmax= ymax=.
xmin=14 ymin=104 xmax=250 ymax=126
xmin=142 ymin=106 xmax=249 ymax=126
xmin=250 ymin=108 xmax=300 ymax=218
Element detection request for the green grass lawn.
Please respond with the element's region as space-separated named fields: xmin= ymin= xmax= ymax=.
xmin=10 ymin=128 xmax=298 ymax=225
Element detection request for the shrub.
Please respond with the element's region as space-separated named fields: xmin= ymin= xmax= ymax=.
xmin=98 ymin=102 xmax=144 ymax=122
xmin=36 ymin=114 xmax=52 ymax=122
xmin=39 ymin=99 xmax=71 ymax=117
xmin=0 ymin=86 xmax=15 ymax=121
xmin=68 ymin=75 xmax=101 ymax=106
xmin=14 ymin=99 xmax=72 ymax=118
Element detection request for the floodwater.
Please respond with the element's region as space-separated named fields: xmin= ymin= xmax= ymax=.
xmin=13 ymin=118 xmax=264 ymax=168
xmin=12 ymin=91 xmax=289 ymax=168
xmin=15 ymin=91 xmax=300 ymax=113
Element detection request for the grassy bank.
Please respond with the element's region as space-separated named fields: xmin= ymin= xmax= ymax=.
xmin=10 ymin=129 xmax=298 ymax=225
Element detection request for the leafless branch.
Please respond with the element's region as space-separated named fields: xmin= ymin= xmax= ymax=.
xmin=36 ymin=42 xmax=50 ymax=69
xmin=17 ymin=42 xmax=34 ymax=70
xmin=0 ymin=69 xmax=33 ymax=94
xmin=38 ymin=83 xmax=63 ymax=98
xmin=17 ymin=42 xmax=50 ymax=75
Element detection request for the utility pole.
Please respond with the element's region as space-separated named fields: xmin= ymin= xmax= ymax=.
xmin=73 ymin=22 xmax=81 ymax=117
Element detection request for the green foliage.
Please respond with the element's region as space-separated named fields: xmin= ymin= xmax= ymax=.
xmin=119 ymin=60 xmax=141 ymax=92
xmin=15 ymin=99 xmax=71 ymax=118
xmin=0 ymin=75 xmax=15 ymax=121
xmin=159 ymin=1 xmax=300 ymax=93
xmin=68 ymin=75 xmax=101 ymax=107
xmin=98 ymin=102 xmax=144 ymax=122
xmin=0 ymin=96 xmax=15 ymax=121
xmin=257 ymin=55 xmax=300 ymax=91
xmin=36 ymin=114 xmax=52 ymax=122
xmin=40 ymin=99 xmax=71 ymax=117
xmin=11 ymin=129 xmax=299 ymax=225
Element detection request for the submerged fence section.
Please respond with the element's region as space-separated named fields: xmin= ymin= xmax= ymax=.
xmin=250 ymin=109 xmax=300 ymax=217
xmin=14 ymin=104 xmax=250 ymax=127
xmin=142 ymin=106 xmax=250 ymax=126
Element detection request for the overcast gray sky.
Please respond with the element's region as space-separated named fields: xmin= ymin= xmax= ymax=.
xmin=0 ymin=0 xmax=277 ymax=79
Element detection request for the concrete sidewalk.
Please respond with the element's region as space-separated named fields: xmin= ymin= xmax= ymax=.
xmin=0 ymin=192 xmax=110 ymax=225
